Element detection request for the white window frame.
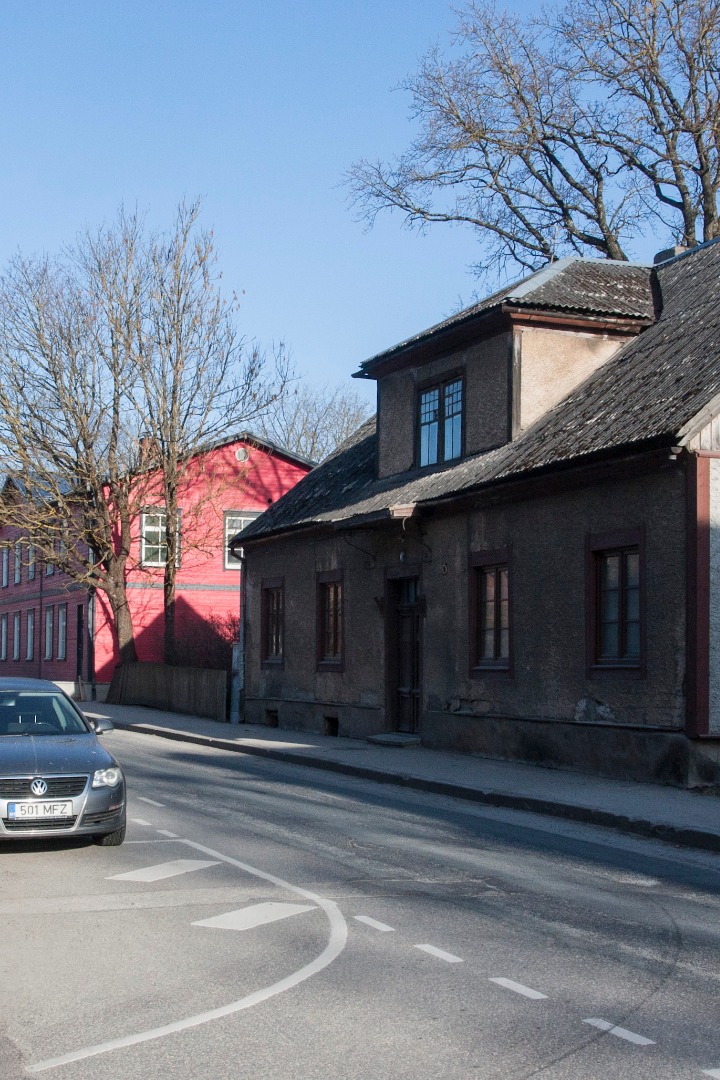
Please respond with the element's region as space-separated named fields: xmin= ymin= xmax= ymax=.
xmin=0 ymin=614 xmax=7 ymax=661
xmin=57 ymin=603 xmax=67 ymax=661
xmin=224 ymin=511 xmax=260 ymax=570
xmin=44 ymin=606 xmax=54 ymax=660
xmin=141 ymin=508 xmax=181 ymax=567
xmin=2 ymin=548 xmax=8 ymax=588
xmin=14 ymin=542 xmax=21 ymax=584
xmin=26 ymin=608 xmax=34 ymax=661
xmin=28 ymin=545 xmax=36 ymax=581
xmin=12 ymin=612 xmax=20 ymax=661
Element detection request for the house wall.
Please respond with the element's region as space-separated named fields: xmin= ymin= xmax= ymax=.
xmin=707 ymin=457 xmax=720 ymax=734
xmin=93 ymin=441 xmax=310 ymax=687
xmin=517 ymin=327 xmax=628 ymax=432
xmin=376 ymin=325 xmax=629 ymax=480
xmin=0 ymin=529 xmax=88 ymax=695
xmin=244 ymin=462 xmax=692 ymax=783
xmin=376 ymin=333 xmax=511 ymax=479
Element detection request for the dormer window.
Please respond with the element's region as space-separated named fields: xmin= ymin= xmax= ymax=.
xmin=418 ymin=377 xmax=463 ymax=467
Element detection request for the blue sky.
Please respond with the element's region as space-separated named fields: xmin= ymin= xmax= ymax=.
xmin=0 ymin=1 xmax=490 ymax=406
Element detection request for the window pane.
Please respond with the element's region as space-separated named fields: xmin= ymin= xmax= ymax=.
xmin=600 ymin=621 xmax=619 ymax=658
xmin=625 ymin=550 xmax=640 ymax=588
xmin=443 ymin=380 xmax=462 ymax=461
xmin=419 ymin=389 xmax=439 ymax=467
xmin=601 ymin=554 xmax=620 ymax=590
xmin=626 ymin=586 xmax=640 ymax=622
xmin=625 ymin=621 xmax=641 ymax=657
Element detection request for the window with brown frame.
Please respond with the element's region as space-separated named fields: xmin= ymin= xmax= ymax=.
xmin=316 ymin=572 xmax=343 ymax=669
xmin=587 ymin=531 xmax=644 ymax=670
xmin=470 ymin=551 xmax=511 ymax=671
xmin=261 ymin=579 xmax=284 ymax=665
xmin=418 ymin=376 xmax=463 ymax=467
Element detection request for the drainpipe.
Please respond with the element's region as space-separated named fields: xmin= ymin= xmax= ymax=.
xmin=88 ymin=588 xmax=97 ymax=701
xmin=229 ymin=552 xmax=246 ymax=725
xmin=37 ymin=555 xmax=43 ymax=680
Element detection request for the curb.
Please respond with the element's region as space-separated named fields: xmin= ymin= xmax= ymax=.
xmin=113 ymin=721 xmax=720 ymax=856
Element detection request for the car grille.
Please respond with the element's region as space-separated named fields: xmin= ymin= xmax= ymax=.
xmin=0 ymin=776 xmax=88 ymax=798
xmin=2 ymin=816 xmax=77 ymax=831
xmin=82 ymin=809 xmax=120 ymax=827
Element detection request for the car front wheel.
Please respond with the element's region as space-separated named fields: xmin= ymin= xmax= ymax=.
xmin=94 ymin=825 xmax=126 ymax=847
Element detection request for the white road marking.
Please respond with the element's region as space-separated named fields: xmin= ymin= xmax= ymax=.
xmin=415 ymin=944 xmax=463 ymax=963
xmin=137 ymin=796 xmax=165 ymax=807
xmin=583 ymin=1018 xmax=655 ymax=1045
xmin=489 ymin=977 xmax=547 ymax=1000
xmin=107 ymin=859 xmax=219 ymax=882
xmin=193 ymin=902 xmax=314 ymax=931
xmin=354 ymin=915 xmax=395 ymax=932
xmin=156 ymin=829 xmax=178 ymax=838
xmin=29 ymin=837 xmax=348 ymax=1072
xmin=130 ymin=818 xmax=153 ymax=827
xmin=702 ymin=1070 xmax=720 ymax=1078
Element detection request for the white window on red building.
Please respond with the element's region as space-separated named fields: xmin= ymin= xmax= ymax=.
xmin=224 ymin=511 xmax=260 ymax=569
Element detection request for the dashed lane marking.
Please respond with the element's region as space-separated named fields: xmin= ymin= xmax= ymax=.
xmin=489 ymin=978 xmax=547 ymax=1000
xmin=137 ymin=797 xmax=166 ymax=807
xmin=193 ymin=902 xmax=315 ymax=931
xmin=415 ymin=944 xmax=463 ymax=963
xmin=583 ymin=1018 xmax=655 ymax=1045
xmin=107 ymin=859 xmax=220 ymax=882
xmin=702 ymin=1070 xmax=720 ymax=1077
xmin=130 ymin=818 xmax=153 ymax=827
xmin=157 ymin=829 xmax=178 ymax=838
xmin=354 ymin=916 xmax=395 ymax=932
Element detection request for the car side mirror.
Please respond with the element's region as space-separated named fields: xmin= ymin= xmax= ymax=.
xmin=90 ymin=716 xmax=114 ymax=735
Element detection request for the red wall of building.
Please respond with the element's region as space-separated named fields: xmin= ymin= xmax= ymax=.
xmin=92 ymin=438 xmax=309 ymax=685
xmin=0 ymin=438 xmax=309 ymax=695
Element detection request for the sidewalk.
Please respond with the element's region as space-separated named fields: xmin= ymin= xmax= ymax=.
xmin=82 ymin=701 xmax=720 ymax=854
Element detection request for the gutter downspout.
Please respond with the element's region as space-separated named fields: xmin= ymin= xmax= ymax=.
xmin=229 ymin=551 xmax=246 ymax=725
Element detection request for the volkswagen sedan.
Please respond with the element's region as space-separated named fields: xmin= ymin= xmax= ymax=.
xmin=0 ymin=678 xmax=126 ymax=845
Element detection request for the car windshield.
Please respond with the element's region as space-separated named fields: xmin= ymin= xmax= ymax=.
xmin=0 ymin=692 xmax=89 ymax=736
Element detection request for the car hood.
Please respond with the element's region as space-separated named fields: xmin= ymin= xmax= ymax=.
xmin=0 ymin=735 xmax=118 ymax=776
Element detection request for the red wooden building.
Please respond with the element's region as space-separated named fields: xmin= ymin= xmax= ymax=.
xmin=0 ymin=434 xmax=311 ymax=699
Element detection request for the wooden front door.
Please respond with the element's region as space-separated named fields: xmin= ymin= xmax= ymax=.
xmin=388 ymin=577 xmax=422 ymax=734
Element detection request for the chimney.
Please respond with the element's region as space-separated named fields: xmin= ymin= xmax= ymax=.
xmin=653 ymin=245 xmax=687 ymax=264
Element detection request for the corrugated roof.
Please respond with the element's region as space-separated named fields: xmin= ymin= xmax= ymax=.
xmin=239 ymin=242 xmax=720 ymax=543
xmin=356 ymin=257 xmax=655 ymax=377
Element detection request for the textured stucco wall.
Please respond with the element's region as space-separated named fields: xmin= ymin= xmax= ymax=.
xmin=518 ymin=328 xmax=627 ymax=432
xmin=708 ymin=458 xmax=720 ymax=734
xmin=243 ymin=463 xmax=690 ymax=782
xmin=376 ymin=334 xmax=512 ymax=479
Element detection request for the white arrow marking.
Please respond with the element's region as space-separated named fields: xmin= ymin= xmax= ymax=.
xmin=107 ymin=859 xmax=219 ymax=882
xmin=193 ymin=902 xmax=314 ymax=931
xmin=29 ymin=838 xmax=347 ymax=1072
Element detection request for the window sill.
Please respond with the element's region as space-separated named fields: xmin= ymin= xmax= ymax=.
xmin=261 ymin=658 xmax=284 ymax=670
xmin=471 ymin=663 xmax=511 ymax=677
xmin=589 ymin=663 xmax=643 ymax=679
xmin=316 ymin=660 xmax=344 ymax=673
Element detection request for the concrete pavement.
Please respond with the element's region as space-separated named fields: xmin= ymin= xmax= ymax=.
xmin=82 ymin=701 xmax=720 ymax=853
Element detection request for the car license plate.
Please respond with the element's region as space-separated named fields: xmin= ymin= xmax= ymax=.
xmin=7 ymin=800 xmax=72 ymax=818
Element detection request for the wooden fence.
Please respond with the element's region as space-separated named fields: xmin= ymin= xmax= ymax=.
xmin=107 ymin=662 xmax=228 ymax=722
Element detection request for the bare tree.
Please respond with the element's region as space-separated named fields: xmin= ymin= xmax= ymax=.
xmin=136 ymin=200 xmax=290 ymax=664
xmin=258 ymin=382 xmax=373 ymax=462
xmin=0 ymin=202 xmax=289 ymax=669
xmin=0 ymin=211 xmax=149 ymax=664
xmin=347 ymin=0 xmax=720 ymax=277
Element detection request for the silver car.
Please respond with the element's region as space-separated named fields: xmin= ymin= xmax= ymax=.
xmin=0 ymin=678 xmax=126 ymax=845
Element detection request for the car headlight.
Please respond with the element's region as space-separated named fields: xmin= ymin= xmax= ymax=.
xmin=92 ymin=767 xmax=122 ymax=788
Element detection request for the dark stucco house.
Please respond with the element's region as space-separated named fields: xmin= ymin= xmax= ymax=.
xmin=235 ymin=240 xmax=720 ymax=786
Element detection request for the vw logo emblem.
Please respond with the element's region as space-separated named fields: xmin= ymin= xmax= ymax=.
xmin=30 ymin=778 xmax=48 ymax=797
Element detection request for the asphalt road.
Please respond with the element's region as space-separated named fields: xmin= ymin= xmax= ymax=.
xmin=3 ymin=727 xmax=720 ymax=1080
